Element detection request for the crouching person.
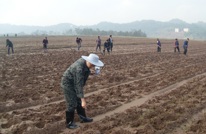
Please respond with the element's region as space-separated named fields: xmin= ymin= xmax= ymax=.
xmin=103 ymin=39 xmax=110 ymax=55
xmin=61 ymin=53 xmax=104 ymax=129
xmin=6 ymin=39 xmax=14 ymax=55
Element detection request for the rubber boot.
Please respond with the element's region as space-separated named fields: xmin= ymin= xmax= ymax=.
xmin=76 ymin=106 xmax=93 ymax=123
xmin=65 ymin=111 xmax=79 ymax=129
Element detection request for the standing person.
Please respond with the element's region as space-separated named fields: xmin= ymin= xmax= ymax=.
xmin=157 ymin=38 xmax=161 ymax=52
xmin=109 ymin=35 xmax=113 ymax=52
xmin=174 ymin=38 xmax=180 ymax=53
xmin=76 ymin=37 xmax=79 ymax=50
xmin=61 ymin=53 xmax=104 ymax=129
xmin=42 ymin=37 xmax=48 ymax=52
xmin=96 ymin=36 xmax=101 ymax=52
xmin=183 ymin=38 xmax=189 ymax=55
xmin=76 ymin=37 xmax=82 ymax=51
xmin=6 ymin=39 xmax=14 ymax=55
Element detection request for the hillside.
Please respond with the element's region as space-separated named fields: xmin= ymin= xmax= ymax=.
xmin=1 ymin=19 xmax=206 ymax=39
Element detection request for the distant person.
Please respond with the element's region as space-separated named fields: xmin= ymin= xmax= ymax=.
xmin=76 ymin=37 xmax=79 ymax=49
xmin=174 ymin=38 xmax=180 ymax=53
xmin=109 ymin=35 xmax=113 ymax=52
xmin=76 ymin=37 xmax=82 ymax=51
xmin=156 ymin=38 xmax=161 ymax=52
xmin=96 ymin=36 xmax=101 ymax=52
xmin=6 ymin=39 xmax=14 ymax=55
xmin=42 ymin=37 xmax=48 ymax=52
xmin=183 ymin=38 xmax=189 ymax=55
xmin=61 ymin=53 xmax=104 ymax=129
xmin=103 ymin=39 xmax=110 ymax=55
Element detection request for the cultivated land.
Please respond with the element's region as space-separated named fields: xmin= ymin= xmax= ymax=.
xmin=0 ymin=36 xmax=206 ymax=134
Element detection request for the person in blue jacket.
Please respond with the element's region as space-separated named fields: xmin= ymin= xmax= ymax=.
xmin=156 ymin=38 xmax=161 ymax=52
xmin=183 ymin=38 xmax=189 ymax=55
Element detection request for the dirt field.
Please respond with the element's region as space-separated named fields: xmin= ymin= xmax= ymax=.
xmin=0 ymin=36 xmax=206 ymax=134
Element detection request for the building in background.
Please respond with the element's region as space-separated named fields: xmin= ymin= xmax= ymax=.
xmin=175 ymin=28 xmax=179 ymax=33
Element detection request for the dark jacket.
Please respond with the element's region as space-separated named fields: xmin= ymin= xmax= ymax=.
xmin=104 ymin=41 xmax=111 ymax=48
xmin=61 ymin=58 xmax=90 ymax=98
xmin=157 ymin=40 xmax=161 ymax=47
xmin=175 ymin=40 xmax=179 ymax=47
xmin=183 ymin=40 xmax=188 ymax=48
xmin=43 ymin=39 xmax=48 ymax=45
xmin=6 ymin=39 xmax=13 ymax=47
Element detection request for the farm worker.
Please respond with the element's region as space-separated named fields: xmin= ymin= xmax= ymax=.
xmin=6 ymin=39 xmax=14 ymax=55
xmin=42 ymin=37 xmax=48 ymax=52
xmin=103 ymin=39 xmax=111 ymax=55
xmin=183 ymin=38 xmax=189 ymax=55
xmin=96 ymin=36 xmax=101 ymax=52
xmin=109 ymin=35 xmax=113 ymax=52
xmin=174 ymin=38 xmax=180 ymax=53
xmin=157 ymin=38 xmax=161 ymax=52
xmin=76 ymin=37 xmax=82 ymax=51
xmin=61 ymin=53 xmax=104 ymax=129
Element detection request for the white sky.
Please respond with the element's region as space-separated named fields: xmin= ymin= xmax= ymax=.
xmin=0 ymin=0 xmax=205 ymax=26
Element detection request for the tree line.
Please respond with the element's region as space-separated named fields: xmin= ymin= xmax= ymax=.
xmin=2 ymin=28 xmax=147 ymax=37
xmin=74 ymin=28 xmax=147 ymax=37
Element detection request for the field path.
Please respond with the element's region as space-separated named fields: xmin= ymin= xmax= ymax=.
xmin=60 ymin=72 xmax=206 ymax=134
xmin=4 ymin=73 xmax=159 ymax=114
xmin=171 ymin=107 xmax=206 ymax=134
xmin=4 ymin=61 xmax=196 ymax=113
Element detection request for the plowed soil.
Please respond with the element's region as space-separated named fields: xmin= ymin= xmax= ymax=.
xmin=0 ymin=36 xmax=206 ymax=134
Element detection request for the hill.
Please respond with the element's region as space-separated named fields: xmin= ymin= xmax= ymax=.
xmin=1 ymin=19 xmax=206 ymax=39
xmin=90 ymin=19 xmax=206 ymax=39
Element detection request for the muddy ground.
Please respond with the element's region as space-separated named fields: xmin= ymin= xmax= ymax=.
xmin=0 ymin=36 xmax=206 ymax=134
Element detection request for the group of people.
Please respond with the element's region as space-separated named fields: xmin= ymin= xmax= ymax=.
xmin=95 ymin=35 xmax=113 ymax=55
xmin=4 ymin=36 xmax=191 ymax=130
xmin=62 ymin=37 xmax=190 ymax=130
xmin=5 ymin=36 xmax=190 ymax=56
xmin=75 ymin=35 xmax=114 ymax=55
xmin=5 ymin=37 xmax=49 ymax=55
xmin=156 ymin=38 xmax=189 ymax=55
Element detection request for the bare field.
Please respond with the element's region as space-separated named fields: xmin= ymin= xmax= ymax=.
xmin=0 ymin=36 xmax=206 ymax=134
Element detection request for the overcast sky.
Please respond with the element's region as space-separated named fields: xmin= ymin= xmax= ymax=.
xmin=0 ymin=0 xmax=205 ymax=26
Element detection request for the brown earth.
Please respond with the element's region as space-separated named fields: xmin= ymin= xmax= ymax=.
xmin=0 ymin=36 xmax=206 ymax=134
